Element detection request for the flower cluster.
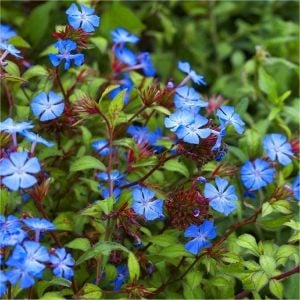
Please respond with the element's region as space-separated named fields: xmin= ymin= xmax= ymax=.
xmin=0 ymin=215 xmax=74 ymax=296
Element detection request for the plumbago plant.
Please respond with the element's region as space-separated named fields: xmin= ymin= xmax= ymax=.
xmin=0 ymin=2 xmax=299 ymax=300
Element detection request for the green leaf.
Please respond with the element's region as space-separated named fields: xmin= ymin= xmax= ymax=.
xmin=53 ymin=212 xmax=74 ymax=231
xmin=66 ymin=238 xmax=91 ymax=251
xmin=109 ymin=89 xmax=126 ymax=122
xmin=152 ymin=105 xmax=171 ymax=115
xmin=159 ymin=244 xmax=193 ymax=258
xmin=40 ymin=44 xmax=57 ymax=57
xmin=97 ymin=197 xmax=114 ymax=215
xmin=76 ymin=241 xmax=129 ymax=265
xmin=90 ymin=36 xmax=108 ymax=53
xmin=9 ymin=35 xmax=31 ymax=48
xmin=48 ymin=277 xmax=72 ymax=288
xmin=82 ymin=283 xmax=102 ymax=299
xmin=147 ymin=234 xmax=178 ymax=247
xmin=23 ymin=2 xmax=55 ymax=46
xmin=272 ymin=200 xmax=292 ymax=214
xmin=23 ymin=65 xmax=48 ymax=80
xmin=269 ymin=279 xmax=283 ymax=299
xmin=163 ymin=159 xmax=189 ymax=177
xmin=40 ymin=292 xmax=65 ymax=300
xmin=262 ymin=202 xmax=273 ymax=217
xmin=183 ymin=271 xmax=203 ymax=299
xmin=260 ymin=215 xmax=292 ymax=229
xmin=251 ymin=271 xmax=268 ymax=291
xmin=258 ymin=67 xmax=278 ymax=103
xmin=259 ymin=255 xmax=276 ymax=277
xmin=0 ymin=189 xmax=8 ymax=214
xmin=4 ymin=60 xmax=20 ymax=77
xmin=101 ymin=3 xmax=145 ymax=35
xmin=128 ymin=252 xmax=140 ymax=282
xmin=80 ymin=126 xmax=92 ymax=146
xmin=70 ymin=156 xmax=106 ymax=172
xmin=237 ymin=234 xmax=260 ymax=256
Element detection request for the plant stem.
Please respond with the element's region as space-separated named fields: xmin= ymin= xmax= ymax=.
xmin=55 ymin=68 xmax=68 ymax=103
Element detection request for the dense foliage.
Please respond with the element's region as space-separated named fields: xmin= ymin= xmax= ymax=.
xmin=0 ymin=1 xmax=299 ymax=299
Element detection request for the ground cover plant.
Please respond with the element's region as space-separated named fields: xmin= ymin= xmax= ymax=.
xmin=0 ymin=1 xmax=299 ymax=299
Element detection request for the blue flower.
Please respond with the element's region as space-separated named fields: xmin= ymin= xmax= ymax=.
xmin=31 ymin=91 xmax=64 ymax=122
xmin=0 ymin=118 xmax=33 ymax=134
xmin=204 ymin=177 xmax=238 ymax=216
xmin=91 ymin=139 xmax=110 ymax=155
xmin=49 ymin=248 xmax=75 ymax=279
xmin=100 ymin=187 xmax=121 ymax=199
xmin=0 ymin=42 xmax=22 ymax=59
xmin=21 ymin=130 xmax=54 ymax=147
xmin=174 ymin=86 xmax=207 ymax=112
xmin=263 ymin=134 xmax=293 ymax=166
xmin=176 ymin=115 xmax=211 ymax=144
xmin=0 ymin=152 xmax=41 ymax=191
xmin=178 ymin=61 xmax=206 ymax=85
xmin=138 ymin=52 xmax=156 ymax=77
xmin=216 ymin=106 xmax=245 ymax=134
xmin=164 ymin=110 xmax=194 ymax=132
xmin=128 ymin=125 xmax=162 ymax=145
xmin=0 ymin=270 xmax=7 ymax=298
xmin=292 ymin=175 xmax=300 ymax=201
xmin=0 ymin=24 xmax=16 ymax=42
xmin=23 ymin=218 xmax=55 ymax=232
xmin=6 ymin=241 xmax=49 ymax=288
xmin=66 ymin=3 xmax=100 ymax=32
xmin=49 ymin=39 xmax=84 ymax=70
xmin=132 ymin=187 xmax=164 ymax=221
xmin=211 ymin=128 xmax=226 ymax=151
xmin=240 ymin=159 xmax=275 ymax=191
xmin=0 ymin=215 xmax=27 ymax=247
xmin=113 ymin=265 xmax=128 ymax=291
xmin=97 ymin=170 xmax=125 ymax=186
xmin=109 ymin=73 xmax=133 ymax=104
xmin=114 ymin=45 xmax=137 ymax=66
xmin=111 ymin=27 xmax=139 ymax=44
xmin=184 ymin=220 xmax=216 ymax=255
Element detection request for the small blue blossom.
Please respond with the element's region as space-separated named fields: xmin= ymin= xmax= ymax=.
xmin=6 ymin=241 xmax=49 ymax=288
xmin=0 ymin=215 xmax=27 ymax=247
xmin=211 ymin=128 xmax=226 ymax=151
xmin=174 ymin=86 xmax=207 ymax=112
xmin=132 ymin=186 xmax=164 ymax=221
xmin=0 ymin=24 xmax=17 ymax=42
xmin=204 ymin=177 xmax=238 ymax=216
xmin=21 ymin=130 xmax=54 ymax=147
xmin=91 ymin=139 xmax=110 ymax=155
xmin=292 ymin=175 xmax=300 ymax=201
xmin=49 ymin=39 xmax=84 ymax=70
xmin=216 ymin=106 xmax=245 ymax=134
xmin=97 ymin=170 xmax=125 ymax=186
xmin=240 ymin=158 xmax=275 ymax=191
xmin=114 ymin=45 xmax=137 ymax=66
xmin=111 ymin=27 xmax=139 ymax=44
xmin=263 ymin=134 xmax=293 ymax=166
xmin=0 ymin=42 xmax=22 ymax=59
xmin=0 ymin=270 xmax=7 ymax=298
xmin=128 ymin=125 xmax=162 ymax=145
xmin=0 ymin=152 xmax=41 ymax=191
xmin=31 ymin=91 xmax=64 ymax=122
xmin=113 ymin=265 xmax=129 ymax=291
xmin=23 ymin=218 xmax=56 ymax=232
xmin=66 ymin=3 xmax=100 ymax=32
xmin=49 ymin=248 xmax=75 ymax=279
xmin=178 ymin=61 xmax=206 ymax=85
xmin=138 ymin=52 xmax=156 ymax=77
xmin=101 ymin=187 xmax=121 ymax=199
xmin=184 ymin=220 xmax=216 ymax=255
xmin=109 ymin=73 xmax=133 ymax=104
xmin=164 ymin=110 xmax=194 ymax=132
xmin=0 ymin=118 xmax=33 ymax=134
xmin=176 ymin=115 xmax=211 ymax=144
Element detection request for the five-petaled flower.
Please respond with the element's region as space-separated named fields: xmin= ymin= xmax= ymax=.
xmin=178 ymin=61 xmax=206 ymax=85
xmin=66 ymin=3 xmax=100 ymax=33
xmin=184 ymin=220 xmax=216 ymax=255
xmin=263 ymin=133 xmax=293 ymax=166
xmin=132 ymin=186 xmax=164 ymax=221
xmin=49 ymin=248 xmax=75 ymax=279
xmin=240 ymin=158 xmax=275 ymax=191
xmin=204 ymin=177 xmax=238 ymax=216
xmin=31 ymin=91 xmax=64 ymax=122
xmin=0 ymin=152 xmax=41 ymax=191
xmin=111 ymin=27 xmax=139 ymax=44
xmin=49 ymin=39 xmax=84 ymax=70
